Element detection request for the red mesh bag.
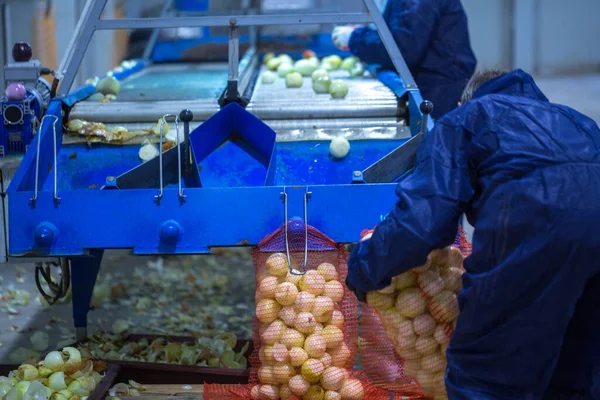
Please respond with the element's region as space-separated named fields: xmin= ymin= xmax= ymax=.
xmin=205 ymin=221 xmax=390 ymax=400
xmin=359 ymin=225 xmax=472 ymax=400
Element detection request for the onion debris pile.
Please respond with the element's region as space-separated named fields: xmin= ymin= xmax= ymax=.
xmin=0 ymin=347 xmax=106 ymax=400
xmin=366 ymin=246 xmax=464 ymax=400
xmin=77 ymin=331 xmax=249 ymax=369
xmin=252 ymin=253 xmax=364 ymax=400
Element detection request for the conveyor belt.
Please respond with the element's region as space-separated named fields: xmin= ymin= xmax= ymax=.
xmin=70 ymin=63 xmax=228 ymax=122
xmin=246 ymin=66 xmax=399 ymax=120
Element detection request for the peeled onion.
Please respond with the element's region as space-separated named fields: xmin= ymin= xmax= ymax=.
xmin=329 ymin=137 xmax=350 ymax=159
xmin=321 ymin=367 xmax=346 ymax=391
xmin=285 ymin=72 xmax=303 ymax=88
xmin=289 ymin=375 xmax=310 ymax=396
xmin=259 ymin=384 xmax=279 ymax=400
xmin=366 ymin=291 xmax=395 ymax=310
xmin=258 ymin=366 xmax=278 ymax=385
xmin=329 ymin=342 xmax=351 ymax=367
xmin=415 ymin=336 xmax=439 ymax=355
xmin=433 ymin=324 xmax=451 ymax=345
xmin=295 ymin=312 xmax=318 ymax=334
xmin=273 ymin=364 xmax=296 ymax=384
xmin=394 ymin=271 xmax=417 ymax=290
xmin=317 ymin=263 xmax=338 ymax=281
xmin=328 ymin=310 xmax=345 ymax=329
xmin=413 ymin=314 xmax=436 ymax=337
xmin=295 ymin=291 xmax=316 ymax=312
xmin=267 ymin=58 xmax=282 ymax=71
xmin=323 ymin=281 xmax=344 ymax=303
xmin=289 ymin=347 xmax=309 ymax=366
xmin=441 ymin=267 xmax=463 ymax=293
xmin=417 ymin=270 xmax=445 ymax=298
xmin=324 ymin=55 xmax=342 ymax=70
xmin=329 ymin=80 xmax=349 ymax=99
xmin=294 ymin=59 xmax=318 ymax=77
xmin=139 ymin=144 xmax=159 ymax=162
xmin=312 ymin=69 xmax=329 ymax=83
xmin=278 ymin=63 xmax=294 ymax=78
xmin=279 ymin=54 xmax=293 ymax=65
xmin=96 ymin=76 xmax=120 ymax=95
xmin=313 ymin=296 xmax=335 ymax=317
xmin=261 ymin=71 xmax=277 ymax=84
xmin=339 ymin=378 xmax=364 ymax=400
xmin=341 ymin=56 xmax=358 ymax=71
xmin=325 ymin=390 xmax=342 ymax=400
xmin=313 ymin=75 xmax=332 ymax=94
xmin=321 ymin=325 xmax=344 ymax=349
xmin=320 ymin=352 xmax=332 ymax=368
xmin=430 ymin=291 xmax=460 ymax=323
xmin=299 ymin=271 xmax=326 ymax=296
xmin=396 ymin=288 xmax=427 ymax=318
xmin=304 ymin=334 xmax=327 ymax=358
xmin=301 ymin=359 xmax=324 ymax=383
xmin=304 ymin=386 xmax=325 ymax=400
xmin=263 ymin=52 xmax=275 ymax=64
xmin=266 ymin=253 xmax=289 ymax=276
xmin=275 ymin=282 xmax=299 ymax=306
xmin=261 ymin=320 xmax=286 ymax=345
xmin=281 ymin=328 xmax=305 ymax=349
xmin=256 ymin=299 xmax=282 ymax=324
xmin=278 ymin=306 xmax=296 ymax=326
xmin=421 ymin=352 xmax=447 ymax=373
xmin=258 ymin=276 xmax=279 ymax=299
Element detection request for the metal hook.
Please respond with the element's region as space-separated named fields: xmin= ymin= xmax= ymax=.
xmin=155 ymin=114 xmax=182 ymax=201
xmin=30 ymin=115 xmax=59 ymax=205
xmin=280 ymin=187 xmax=312 ymax=275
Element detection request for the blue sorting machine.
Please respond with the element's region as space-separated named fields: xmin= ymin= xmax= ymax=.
xmin=4 ymin=11 xmax=433 ymax=339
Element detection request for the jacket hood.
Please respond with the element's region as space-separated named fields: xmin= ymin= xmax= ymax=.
xmin=472 ymin=69 xmax=549 ymax=102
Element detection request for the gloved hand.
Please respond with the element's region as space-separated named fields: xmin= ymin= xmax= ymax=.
xmin=345 ymin=227 xmax=376 ymax=303
xmin=332 ymin=25 xmax=356 ymax=51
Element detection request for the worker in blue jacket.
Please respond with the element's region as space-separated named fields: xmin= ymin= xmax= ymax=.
xmin=346 ymin=69 xmax=600 ymax=399
xmin=332 ymin=0 xmax=477 ymax=120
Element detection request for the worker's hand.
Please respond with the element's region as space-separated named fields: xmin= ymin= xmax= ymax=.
xmin=332 ymin=26 xmax=356 ymax=51
xmin=345 ymin=227 xmax=376 ymax=303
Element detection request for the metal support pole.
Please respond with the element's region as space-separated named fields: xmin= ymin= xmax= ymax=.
xmin=226 ymin=21 xmax=240 ymax=103
xmin=361 ymin=0 xmax=417 ymax=89
xmin=70 ymin=249 xmax=104 ymax=341
xmin=142 ymin=0 xmax=173 ymax=60
xmin=56 ymin=0 xmax=108 ymax=96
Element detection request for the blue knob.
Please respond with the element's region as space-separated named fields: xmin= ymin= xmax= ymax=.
xmin=34 ymin=222 xmax=58 ymax=247
xmin=159 ymin=220 xmax=182 ymax=244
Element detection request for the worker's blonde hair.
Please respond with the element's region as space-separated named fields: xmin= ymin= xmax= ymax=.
xmin=460 ymin=69 xmax=508 ymax=104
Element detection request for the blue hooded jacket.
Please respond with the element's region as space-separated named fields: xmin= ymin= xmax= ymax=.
xmin=348 ymin=0 xmax=477 ymax=120
xmin=348 ymin=69 xmax=600 ymax=398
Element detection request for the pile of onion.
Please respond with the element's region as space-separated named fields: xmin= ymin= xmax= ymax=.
xmin=366 ymin=246 xmax=464 ymax=400
xmin=252 ymin=254 xmax=363 ymax=400
xmin=0 ymin=346 xmax=106 ymax=400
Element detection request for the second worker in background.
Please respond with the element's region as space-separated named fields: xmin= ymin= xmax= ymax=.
xmin=333 ymin=0 xmax=477 ymax=120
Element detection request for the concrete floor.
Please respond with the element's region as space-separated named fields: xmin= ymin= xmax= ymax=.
xmin=0 ymin=73 xmax=599 ymax=365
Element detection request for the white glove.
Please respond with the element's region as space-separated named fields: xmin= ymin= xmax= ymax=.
xmin=332 ymin=25 xmax=356 ymax=51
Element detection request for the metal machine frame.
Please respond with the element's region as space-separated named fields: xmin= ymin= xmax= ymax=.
xmin=56 ymin=0 xmax=417 ymax=98
xmin=6 ymin=0 xmax=433 ymax=340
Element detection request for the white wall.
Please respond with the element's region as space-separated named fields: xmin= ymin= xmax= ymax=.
xmin=536 ymin=0 xmax=600 ymax=75
xmin=461 ymin=0 xmax=512 ymax=71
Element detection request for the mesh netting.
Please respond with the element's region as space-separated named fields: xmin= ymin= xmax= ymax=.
xmin=205 ymin=220 xmax=390 ymax=400
xmin=360 ymin=225 xmax=472 ymax=400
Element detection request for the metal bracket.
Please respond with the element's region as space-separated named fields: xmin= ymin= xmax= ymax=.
xmin=281 ymin=187 xmax=312 ymax=276
xmin=30 ymin=114 xmax=60 ymax=206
